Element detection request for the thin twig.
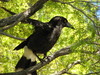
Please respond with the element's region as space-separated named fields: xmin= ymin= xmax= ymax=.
xmin=92 ymin=42 xmax=100 ymax=45
xmin=0 ymin=30 xmax=25 ymax=40
xmin=67 ymin=60 xmax=81 ymax=71
xmin=52 ymin=60 xmax=81 ymax=75
xmin=85 ymin=72 xmax=100 ymax=75
xmin=91 ymin=60 xmax=100 ymax=66
xmin=52 ymin=0 xmax=97 ymax=28
xmin=52 ymin=0 xmax=100 ymax=7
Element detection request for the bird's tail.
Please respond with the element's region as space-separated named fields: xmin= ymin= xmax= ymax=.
xmin=15 ymin=46 xmax=37 ymax=75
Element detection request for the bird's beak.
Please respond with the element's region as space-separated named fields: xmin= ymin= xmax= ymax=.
xmin=67 ymin=22 xmax=75 ymax=29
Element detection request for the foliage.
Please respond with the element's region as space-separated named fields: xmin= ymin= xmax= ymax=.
xmin=0 ymin=0 xmax=99 ymax=75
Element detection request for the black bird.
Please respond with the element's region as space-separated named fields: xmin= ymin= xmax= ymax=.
xmin=1 ymin=7 xmax=74 ymax=75
xmin=14 ymin=16 xmax=74 ymax=75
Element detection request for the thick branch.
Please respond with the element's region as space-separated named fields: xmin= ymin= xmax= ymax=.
xmin=27 ymin=47 xmax=72 ymax=73
xmin=0 ymin=0 xmax=49 ymax=40
xmin=0 ymin=46 xmax=72 ymax=75
xmin=0 ymin=38 xmax=98 ymax=75
xmin=0 ymin=7 xmax=44 ymax=28
xmin=0 ymin=0 xmax=49 ymax=27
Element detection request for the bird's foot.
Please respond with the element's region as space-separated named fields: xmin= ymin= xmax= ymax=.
xmin=38 ymin=56 xmax=51 ymax=63
xmin=39 ymin=58 xmax=45 ymax=63
xmin=43 ymin=56 xmax=51 ymax=62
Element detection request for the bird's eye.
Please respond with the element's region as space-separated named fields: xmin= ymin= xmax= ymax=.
xmin=64 ymin=20 xmax=67 ymax=23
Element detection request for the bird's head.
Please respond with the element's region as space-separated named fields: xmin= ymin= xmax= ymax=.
xmin=49 ymin=16 xmax=75 ymax=29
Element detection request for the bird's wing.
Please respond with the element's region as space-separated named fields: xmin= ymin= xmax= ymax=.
xmin=14 ymin=34 xmax=33 ymax=50
xmin=14 ymin=40 xmax=27 ymax=50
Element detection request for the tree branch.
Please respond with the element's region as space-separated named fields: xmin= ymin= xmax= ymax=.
xmin=52 ymin=0 xmax=97 ymax=28
xmin=0 ymin=0 xmax=49 ymax=40
xmin=53 ymin=60 xmax=81 ymax=75
xmin=91 ymin=60 xmax=100 ymax=66
xmin=0 ymin=38 xmax=98 ymax=75
xmin=0 ymin=30 xmax=25 ymax=40
xmin=91 ymin=42 xmax=100 ymax=45
xmin=0 ymin=0 xmax=49 ymax=27
xmin=0 ymin=0 xmax=10 ymax=2
xmin=53 ymin=71 xmax=77 ymax=75
xmin=0 ymin=45 xmax=72 ymax=75
xmin=52 ymin=0 xmax=100 ymax=6
xmin=27 ymin=46 xmax=72 ymax=73
xmin=85 ymin=72 xmax=100 ymax=75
